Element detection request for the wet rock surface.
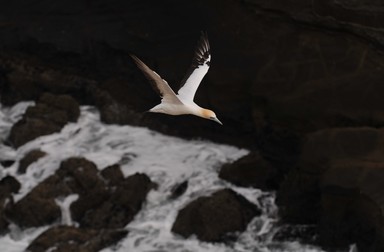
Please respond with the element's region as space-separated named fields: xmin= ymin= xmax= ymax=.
xmin=17 ymin=149 xmax=47 ymax=174
xmin=169 ymin=180 xmax=189 ymax=200
xmin=8 ymin=93 xmax=80 ymax=148
xmin=172 ymin=188 xmax=261 ymax=242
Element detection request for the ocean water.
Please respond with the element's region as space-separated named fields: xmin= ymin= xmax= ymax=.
xmin=0 ymin=102 xmax=326 ymax=252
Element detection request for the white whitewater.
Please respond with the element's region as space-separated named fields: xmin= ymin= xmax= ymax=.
xmin=0 ymin=102 xmax=324 ymax=252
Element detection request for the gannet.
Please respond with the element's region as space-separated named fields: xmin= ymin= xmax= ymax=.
xmin=131 ymin=32 xmax=222 ymax=125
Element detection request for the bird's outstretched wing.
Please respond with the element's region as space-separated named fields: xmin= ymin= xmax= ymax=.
xmin=177 ymin=32 xmax=211 ymax=102
xmin=131 ymin=55 xmax=183 ymax=105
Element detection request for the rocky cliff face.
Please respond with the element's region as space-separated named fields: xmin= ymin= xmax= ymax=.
xmin=1 ymin=0 xmax=384 ymax=251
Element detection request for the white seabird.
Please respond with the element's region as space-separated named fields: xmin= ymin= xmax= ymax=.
xmin=131 ymin=32 xmax=222 ymax=125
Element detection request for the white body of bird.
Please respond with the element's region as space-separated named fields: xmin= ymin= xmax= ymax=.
xmin=131 ymin=32 xmax=222 ymax=125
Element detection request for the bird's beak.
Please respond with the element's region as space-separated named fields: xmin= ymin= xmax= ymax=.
xmin=213 ymin=117 xmax=223 ymax=125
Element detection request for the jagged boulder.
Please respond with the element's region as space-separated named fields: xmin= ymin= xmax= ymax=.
xmin=8 ymin=93 xmax=80 ymax=148
xmin=6 ymin=173 xmax=73 ymax=227
xmin=71 ymin=172 xmax=155 ymax=229
xmin=172 ymin=188 xmax=261 ymax=242
xmin=219 ymin=152 xmax=279 ymax=190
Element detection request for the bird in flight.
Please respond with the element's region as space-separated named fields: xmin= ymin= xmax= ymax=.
xmin=131 ymin=32 xmax=222 ymax=125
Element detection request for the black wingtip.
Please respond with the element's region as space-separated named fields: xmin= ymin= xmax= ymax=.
xmin=199 ymin=31 xmax=209 ymax=50
xmin=194 ymin=31 xmax=210 ymax=60
xmin=177 ymin=31 xmax=211 ymax=90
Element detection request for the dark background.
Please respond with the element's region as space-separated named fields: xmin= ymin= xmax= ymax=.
xmin=2 ymin=0 xmax=384 ymax=147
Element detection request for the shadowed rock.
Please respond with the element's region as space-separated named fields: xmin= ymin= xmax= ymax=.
xmin=6 ymin=174 xmax=67 ymax=227
xmin=172 ymin=188 xmax=261 ymax=242
xmin=319 ymin=161 xmax=384 ymax=251
xmin=26 ymin=225 xmax=128 ymax=252
xmin=100 ymin=164 xmax=125 ymax=185
xmin=277 ymin=127 xmax=384 ymax=251
xmin=219 ymin=152 xmax=279 ymax=190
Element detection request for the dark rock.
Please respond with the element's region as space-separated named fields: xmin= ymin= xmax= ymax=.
xmin=0 ymin=51 xmax=97 ymax=106
xmin=242 ymin=0 xmax=384 ymax=48
xmin=0 ymin=160 xmax=15 ymax=168
xmin=0 ymin=198 xmax=11 ymax=235
xmin=300 ymin=127 xmax=379 ymax=163
xmin=172 ymin=188 xmax=261 ymax=242
xmin=219 ymin=152 xmax=279 ymax=190
xmin=26 ymin=104 xmax=69 ymax=126
xmin=6 ymin=175 xmax=64 ymax=227
xmin=7 ymin=157 xmax=154 ymax=230
xmin=0 ymin=175 xmax=21 ymax=194
xmin=73 ymin=173 xmax=155 ymax=229
xmin=100 ymin=164 xmax=125 ymax=185
xmin=8 ymin=93 xmax=80 ymax=148
xmin=56 ymin=157 xmax=104 ymax=194
xmin=169 ymin=180 xmax=188 ymax=200
xmin=277 ymin=127 xmax=380 ymax=224
xmin=9 ymin=118 xmax=61 ymax=148
xmin=276 ymin=167 xmax=322 ymax=224
xmin=85 ymin=83 xmax=143 ymax=126
xmin=26 ymin=225 xmax=128 ymax=252
xmin=18 ymin=149 xmax=47 ymax=174
xmin=57 ymin=158 xmax=111 ymax=226
xmin=0 ymin=176 xmax=20 ymax=233
xmin=7 ymin=157 xmax=105 ymax=227
xmin=38 ymin=93 xmax=80 ymax=122
xmin=319 ymin=161 xmax=384 ymax=251
xmin=256 ymin=127 xmax=302 ymax=173
xmin=277 ymin=127 xmax=384 ymax=251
